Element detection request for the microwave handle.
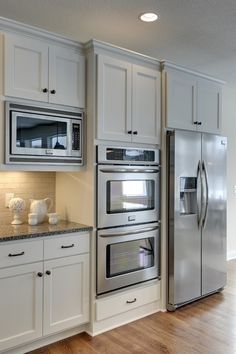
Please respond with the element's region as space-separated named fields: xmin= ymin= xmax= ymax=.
xmin=99 ymin=168 xmax=159 ymax=173
xmin=99 ymin=226 xmax=159 ymax=238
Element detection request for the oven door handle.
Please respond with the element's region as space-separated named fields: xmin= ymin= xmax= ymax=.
xmin=99 ymin=168 xmax=159 ymax=173
xmin=99 ymin=226 xmax=159 ymax=238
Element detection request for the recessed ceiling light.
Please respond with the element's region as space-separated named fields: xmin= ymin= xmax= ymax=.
xmin=139 ymin=12 xmax=159 ymax=22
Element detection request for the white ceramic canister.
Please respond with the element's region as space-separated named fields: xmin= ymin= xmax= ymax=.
xmin=48 ymin=213 xmax=59 ymax=225
xmin=28 ymin=213 xmax=38 ymax=226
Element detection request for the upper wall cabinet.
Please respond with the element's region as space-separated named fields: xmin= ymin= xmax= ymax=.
xmin=97 ymin=54 xmax=161 ymax=145
xmin=4 ymin=34 xmax=85 ymax=108
xmin=163 ymin=65 xmax=223 ymax=134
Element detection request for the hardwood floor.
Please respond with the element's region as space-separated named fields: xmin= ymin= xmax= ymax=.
xmin=28 ymin=260 xmax=236 ymax=354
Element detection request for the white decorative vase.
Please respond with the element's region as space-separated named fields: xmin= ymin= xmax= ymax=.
xmin=29 ymin=198 xmax=52 ymax=224
xmin=9 ymin=197 xmax=26 ymax=225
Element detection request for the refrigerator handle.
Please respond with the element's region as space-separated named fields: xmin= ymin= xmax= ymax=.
xmin=197 ymin=160 xmax=203 ymax=227
xmin=202 ymin=160 xmax=209 ymax=229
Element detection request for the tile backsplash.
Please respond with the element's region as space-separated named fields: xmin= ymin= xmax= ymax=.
xmin=0 ymin=172 xmax=55 ymax=224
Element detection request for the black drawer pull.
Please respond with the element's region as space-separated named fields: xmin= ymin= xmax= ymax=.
xmin=37 ymin=272 xmax=43 ymax=277
xmin=61 ymin=243 xmax=75 ymax=249
xmin=197 ymin=122 xmax=202 ymax=125
xmin=193 ymin=121 xmax=198 ymax=125
xmin=133 ymin=131 xmax=138 ymax=135
xmin=126 ymin=298 xmax=137 ymax=304
xmin=8 ymin=251 xmax=25 ymax=257
xmin=46 ymin=270 xmax=51 ymax=275
xmin=127 ymin=130 xmax=132 ymax=134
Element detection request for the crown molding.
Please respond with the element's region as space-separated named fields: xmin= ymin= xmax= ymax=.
xmin=0 ymin=16 xmax=83 ymax=50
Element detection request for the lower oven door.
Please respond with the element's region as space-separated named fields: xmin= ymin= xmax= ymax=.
xmin=97 ymin=164 xmax=160 ymax=228
xmin=97 ymin=223 xmax=160 ymax=295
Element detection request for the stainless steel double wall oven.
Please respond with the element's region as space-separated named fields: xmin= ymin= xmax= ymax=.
xmin=96 ymin=145 xmax=161 ymax=295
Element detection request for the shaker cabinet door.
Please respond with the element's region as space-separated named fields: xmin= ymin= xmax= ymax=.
xmin=43 ymin=254 xmax=90 ymax=335
xmin=97 ymin=55 xmax=132 ymax=142
xmin=164 ymin=69 xmax=197 ymax=131
xmin=0 ymin=262 xmax=43 ymax=352
xmin=132 ymin=65 xmax=161 ymax=144
xmin=49 ymin=46 xmax=85 ymax=108
xmin=4 ymin=34 xmax=49 ymax=102
xmin=197 ymin=78 xmax=222 ymax=134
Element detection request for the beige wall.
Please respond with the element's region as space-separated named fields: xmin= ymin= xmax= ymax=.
xmin=0 ymin=172 xmax=55 ymax=224
xmin=222 ymin=85 xmax=236 ymax=259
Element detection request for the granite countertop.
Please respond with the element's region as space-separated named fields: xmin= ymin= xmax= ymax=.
xmin=0 ymin=220 xmax=93 ymax=242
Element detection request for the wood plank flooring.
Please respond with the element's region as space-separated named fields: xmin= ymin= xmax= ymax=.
xmin=28 ymin=260 xmax=236 ymax=354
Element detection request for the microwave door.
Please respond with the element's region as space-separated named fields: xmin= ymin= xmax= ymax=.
xmin=11 ymin=112 xmax=70 ymax=157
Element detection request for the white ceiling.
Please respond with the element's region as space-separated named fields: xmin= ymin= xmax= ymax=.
xmin=0 ymin=0 xmax=236 ymax=83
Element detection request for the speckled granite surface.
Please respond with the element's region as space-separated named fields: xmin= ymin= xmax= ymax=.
xmin=0 ymin=221 xmax=93 ymax=242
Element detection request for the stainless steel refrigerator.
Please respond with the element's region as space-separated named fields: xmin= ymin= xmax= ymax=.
xmin=167 ymin=130 xmax=227 ymax=311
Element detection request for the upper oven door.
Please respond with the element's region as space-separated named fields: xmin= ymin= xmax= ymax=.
xmin=11 ymin=111 xmax=72 ymax=157
xmin=97 ymin=165 xmax=160 ymax=228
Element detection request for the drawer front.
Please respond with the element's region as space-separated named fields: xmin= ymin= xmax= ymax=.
xmin=96 ymin=282 xmax=160 ymax=321
xmin=44 ymin=232 xmax=90 ymax=260
xmin=0 ymin=240 xmax=43 ymax=268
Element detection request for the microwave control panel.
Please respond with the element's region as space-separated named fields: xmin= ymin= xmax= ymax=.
xmin=72 ymin=122 xmax=81 ymax=151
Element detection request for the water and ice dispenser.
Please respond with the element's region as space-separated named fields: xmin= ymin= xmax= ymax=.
xmin=180 ymin=177 xmax=197 ymax=215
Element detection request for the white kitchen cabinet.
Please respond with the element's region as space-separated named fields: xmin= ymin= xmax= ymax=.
xmin=97 ymin=54 xmax=160 ymax=144
xmin=4 ymin=33 xmax=85 ymax=108
xmin=0 ymin=262 xmax=43 ymax=352
xmin=43 ymin=254 xmax=90 ymax=335
xmin=197 ymin=77 xmax=222 ymax=134
xmin=163 ymin=65 xmax=223 ymax=134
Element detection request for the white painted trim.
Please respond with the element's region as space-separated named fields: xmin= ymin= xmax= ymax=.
xmin=85 ymin=39 xmax=161 ymax=68
xmin=0 ymin=16 xmax=83 ymax=50
xmin=227 ymin=251 xmax=236 ymax=261
xmin=161 ymin=61 xmax=225 ymax=84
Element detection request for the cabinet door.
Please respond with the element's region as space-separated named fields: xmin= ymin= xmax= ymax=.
xmin=165 ymin=69 xmax=197 ymax=131
xmin=43 ymin=254 xmax=89 ymax=335
xmin=49 ymin=46 xmax=85 ymax=108
xmin=97 ymin=55 xmax=132 ymax=142
xmin=132 ymin=65 xmax=161 ymax=144
xmin=197 ymin=78 xmax=222 ymax=134
xmin=0 ymin=263 xmax=43 ymax=352
xmin=4 ymin=34 xmax=49 ymax=101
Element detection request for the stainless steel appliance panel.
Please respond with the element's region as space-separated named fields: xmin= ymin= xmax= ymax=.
xmin=168 ymin=130 xmax=201 ymax=306
xmin=97 ymin=165 xmax=160 ymax=228
xmin=201 ymin=134 xmax=227 ymax=295
xmin=97 ymin=222 xmax=160 ymax=295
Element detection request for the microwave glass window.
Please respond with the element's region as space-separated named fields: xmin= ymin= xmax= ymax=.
xmin=16 ymin=116 xmax=67 ymax=150
xmin=107 ymin=180 xmax=155 ymax=214
xmin=106 ymin=237 xmax=155 ymax=277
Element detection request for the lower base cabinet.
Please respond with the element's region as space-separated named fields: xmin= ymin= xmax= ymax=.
xmin=0 ymin=262 xmax=43 ymax=352
xmin=0 ymin=233 xmax=90 ymax=353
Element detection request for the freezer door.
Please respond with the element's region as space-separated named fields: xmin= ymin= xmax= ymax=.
xmin=201 ymin=134 xmax=227 ymax=295
xmin=168 ymin=130 xmax=201 ymax=306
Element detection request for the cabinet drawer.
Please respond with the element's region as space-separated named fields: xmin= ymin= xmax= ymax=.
xmin=44 ymin=232 xmax=90 ymax=260
xmin=96 ymin=282 xmax=160 ymax=321
xmin=0 ymin=240 xmax=43 ymax=268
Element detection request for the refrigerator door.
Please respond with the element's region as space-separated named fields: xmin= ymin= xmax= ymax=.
xmin=168 ymin=130 xmax=202 ymax=307
xmin=201 ymin=134 xmax=227 ymax=295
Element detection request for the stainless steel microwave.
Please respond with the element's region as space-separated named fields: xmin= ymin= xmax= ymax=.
xmin=5 ymin=102 xmax=83 ymax=165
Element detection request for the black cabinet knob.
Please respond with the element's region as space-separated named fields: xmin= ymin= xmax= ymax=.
xmin=133 ymin=131 xmax=138 ymax=135
xmin=37 ymin=272 xmax=43 ymax=277
xmin=197 ymin=122 xmax=202 ymax=125
xmin=193 ymin=121 xmax=198 ymax=125
xmin=46 ymin=270 xmax=51 ymax=275
xmin=42 ymin=88 xmax=48 ymax=93
xmin=127 ymin=130 xmax=132 ymax=134
xmin=50 ymin=89 xmax=56 ymax=94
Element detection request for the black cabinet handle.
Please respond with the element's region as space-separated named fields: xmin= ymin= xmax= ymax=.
xmin=50 ymin=89 xmax=56 ymax=94
xmin=197 ymin=122 xmax=202 ymax=125
xmin=46 ymin=270 xmax=51 ymax=275
xmin=61 ymin=243 xmax=75 ymax=249
xmin=42 ymin=88 xmax=48 ymax=93
xmin=126 ymin=298 xmax=137 ymax=304
xmin=37 ymin=272 xmax=43 ymax=277
xmin=133 ymin=131 xmax=138 ymax=135
xmin=127 ymin=130 xmax=132 ymax=134
xmin=193 ymin=121 xmax=198 ymax=125
xmin=8 ymin=251 xmax=25 ymax=257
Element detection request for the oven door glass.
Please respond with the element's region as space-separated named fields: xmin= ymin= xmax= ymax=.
xmin=11 ymin=112 xmax=70 ymax=156
xmin=107 ymin=180 xmax=155 ymax=214
xmin=107 ymin=237 xmax=154 ymax=277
